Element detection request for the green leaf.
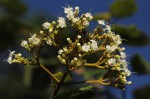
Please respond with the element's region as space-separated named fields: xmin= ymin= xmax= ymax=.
xmin=134 ymin=86 xmax=150 ymax=99
xmin=49 ymin=82 xmax=57 ymax=89
xmin=79 ymin=85 xmax=94 ymax=91
xmin=110 ymin=0 xmax=137 ymax=18
xmin=54 ymin=72 xmax=72 ymax=82
xmin=55 ymin=85 xmax=100 ymax=99
xmin=112 ymin=25 xmax=150 ymax=46
xmin=54 ymin=72 xmax=63 ymax=81
xmin=23 ymin=65 xmax=34 ymax=87
xmin=131 ymin=54 xmax=150 ymax=74
xmin=93 ymin=12 xmax=111 ymax=21
xmin=40 ymin=57 xmax=60 ymax=66
xmin=0 ymin=0 xmax=27 ymax=16
xmin=83 ymin=68 xmax=107 ymax=79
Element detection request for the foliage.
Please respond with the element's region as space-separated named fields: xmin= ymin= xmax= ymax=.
xmin=112 ymin=25 xmax=149 ymax=46
xmin=93 ymin=12 xmax=111 ymax=21
xmin=131 ymin=54 xmax=150 ymax=74
xmin=109 ymin=0 xmax=137 ymax=18
xmin=134 ymin=86 xmax=150 ymax=99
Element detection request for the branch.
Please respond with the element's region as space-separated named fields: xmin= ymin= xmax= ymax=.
xmin=38 ymin=63 xmax=60 ymax=83
xmin=96 ymin=54 xmax=105 ymax=65
xmin=84 ymin=63 xmax=105 ymax=69
xmin=63 ymin=79 xmax=110 ymax=86
xmin=51 ymin=70 xmax=69 ymax=99
xmin=86 ymin=79 xmax=110 ymax=86
xmin=32 ymin=50 xmax=60 ymax=83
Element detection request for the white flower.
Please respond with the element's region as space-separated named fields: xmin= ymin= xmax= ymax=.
xmin=64 ymin=6 xmax=73 ymax=14
xmin=57 ymin=17 xmax=66 ymax=28
xmin=21 ymin=40 xmax=28 ymax=47
xmin=108 ymin=58 xmax=116 ymax=66
xmin=106 ymin=45 xmax=117 ymax=53
xmin=72 ymin=17 xmax=80 ymax=23
xmin=85 ymin=13 xmax=93 ymax=20
xmin=43 ymin=22 xmax=51 ymax=29
xmin=120 ymin=52 xmax=126 ymax=58
xmin=7 ymin=51 xmax=15 ymax=64
xmin=113 ymin=35 xmax=122 ymax=45
xmin=67 ymin=13 xmax=74 ymax=20
xmin=105 ymin=25 xmax=111 ymax=31
xmin=28 ymin=34 xmax=40 ymax=45
xmin=82 ymin=43 xmax=90 ymax=52
xmin=90 ymin=40 xmax=98 ymax=50
xmin=97 ymin=20 xmax=105 ymax=25
xmin=58 ymin=49 xmax=64 ymax=55
xmin=83 ymin=20 xmax=89 ymax=26
xmin=64 ymin=6 xmax=74 ymax=20
xmin=121 ymin=47 xmax=125 ymax=51
xmin=108 ymin=33 xmax=122 ymax=45
xmin=46 ymin=39 xmax=52 ymax=45
xmin=124 ymin=68 xmax=131 ymax=76
xmin=120 ymin=59 xmax=128 ymax=67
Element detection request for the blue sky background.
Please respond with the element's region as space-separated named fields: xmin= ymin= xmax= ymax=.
xmin=22 ymin=0 xmax=150 ymax=99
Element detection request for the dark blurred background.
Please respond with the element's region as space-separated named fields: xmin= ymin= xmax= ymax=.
xmin=0 ymin=0 xmax=150 ymax=99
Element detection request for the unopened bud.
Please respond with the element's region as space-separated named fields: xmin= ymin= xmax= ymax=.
xmin=52 ymin=21 xmax=56 ymax=25
xmin=78 ymin=54 xmax=82 ymax=57
xmin=57 ymin=55 xmax=62 ymax=60
xmin=40 ymin=30 xmax=44 ymax=34
xmin=77 ymin=35 xmax=81 ymax=39
xmin=67 ymin=38 xmax=70 ymax=41
xmin=127 ymin=81 xmax=132 ymax=84
xmin=74 ymin=57 xmax=78 ymax=61
xmin=62 ymin=59 xmax=66 ymax=64
xmin=77 ymin=43 xmax=81 ymax=46
xmin=63 ymin=48 xmax=68 ymax=52
xmin=75 ymin=6 xmax=79 ymax=11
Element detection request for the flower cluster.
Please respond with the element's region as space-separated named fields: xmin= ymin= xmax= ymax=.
xmin=7 ymin=6 xmax=131 ymax=90
xmin=105 ymin=33 xmax=132 ymax=87
xmin=64 ymin=6 xmax=93 ymax=30
xmin=7 ymin=51 xmax=30 ymax=65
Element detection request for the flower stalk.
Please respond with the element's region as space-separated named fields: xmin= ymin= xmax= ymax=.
xmin=38 ymin=63 xmax=60 ymax=83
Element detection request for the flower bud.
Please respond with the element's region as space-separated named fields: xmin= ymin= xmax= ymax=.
xmin=62 ymin=59 xmax=66 ymax=64
xmin=63 ymin=48 xmax=68 ymax=52
xmin=75 ymin=6 xmax=79 ymax=11
xmin=77 ymin=35 xmax=81 ymax=39
xmin=74 ymin=57 xmax=78 ymax=61
xmin=54 ymin=30 xmax=58 ymax=34
xmin=77 ymin=43 xmax=81 ymax=46
xmin=126 ymin=81 xmax=132 ymax=84
xmin=115 ymin=55 xmax=120 ymax=59
xmin=70 ymin=60 xmax=74 ymax=65
xmin=40 ymin=30 xmax=44 ymax=34
xmin=78 ymin=54 xmax=82 ymax=57
xmin=67 ymin=38 xmax=70 ymax=41
xmin=57 ymin=55 xmax=62 ymax=60
xmin=52 ymin=21 xmax=56 ymax=25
